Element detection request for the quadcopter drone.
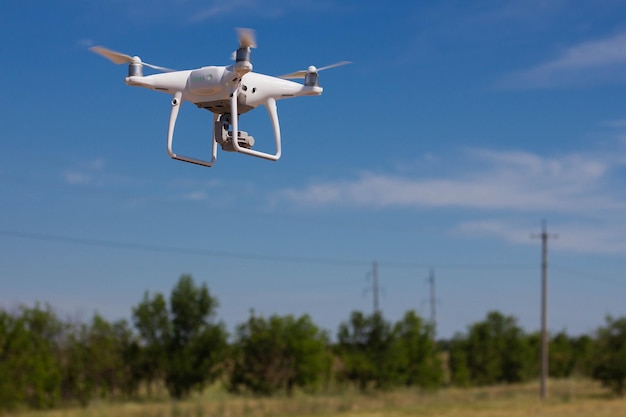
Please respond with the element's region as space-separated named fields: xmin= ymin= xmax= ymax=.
xmin=91 ymin=28 xmax=350 ymax=167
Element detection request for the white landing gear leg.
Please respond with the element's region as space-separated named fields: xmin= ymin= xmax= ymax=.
xmin=166 ymin=91 xmax=218 ymax=167
xmin=230 ymin=91 xmax=282 ymax=161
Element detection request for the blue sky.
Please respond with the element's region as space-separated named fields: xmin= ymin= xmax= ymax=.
xmin=2 ymin=0 xmax=626 ymax=339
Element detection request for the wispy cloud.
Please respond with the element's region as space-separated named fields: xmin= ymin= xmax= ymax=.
xmin=278 ymin=148 xmax=624 ymax=214
xmin=77 ymin=38 xmax=95 ymax=48
xmin=187 ymin=0 xmax=256 ymax=21
xmin=277 ymin=146 xmax=626 ymax=254
xmin=114 ymin=0 xmax=343 ymax=23
xmin=62 ymin=159 xmax=105 ymax=186
xmin=499 ymin=32 xmax=626 ymax=88
xmin=458 ymin=219 xmax=626 ymax=255
xmin=181 ymin=191 xmax=209 ymax=201
xmin=61 ymin=159 xmax=147 ymax=191
xmin=189 ymin=0 xmax=343 ymax=21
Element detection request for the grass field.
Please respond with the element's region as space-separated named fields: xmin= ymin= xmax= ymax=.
xmin=7 ymin=379 xmax=626 ymax=417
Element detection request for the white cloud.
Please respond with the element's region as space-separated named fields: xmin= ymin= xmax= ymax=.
xmin=457 ymin=220 xmax=532 ymax=245
xmin=600 ymin=119 xmax=626 ymax=129
xmin=278 ymin=148 xmax=623 ymax=214
xmin=115 ymin=0 xmax=343 ymax=23
xmin=62 ymin=159 xmax=105 ymax=186
xmin=77 ymin=38 xmax=95 ymax=47
xmin=182 ymin=191 xmax=209 ymax=201
xmin=188 ymin=0 xmax=254 ymax=21
xmin=500 ymin=32 xmax=626 ymax=88
xmin=276 ymin=146 xmax=626 ymax=254
xmin=458 ymin=220 xmax=626 ymax=255
xmin=189 ymin=0 xmax=343 ymax=21
xmin=63 ymin=171 xmax=93 ymax=186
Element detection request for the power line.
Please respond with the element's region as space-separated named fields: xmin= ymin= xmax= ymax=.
xmin=0 ymin=229 xmax=365 ymax=266
xmin=0 ymin=228 xmax=538 ymax=271
xmin=551 ymin=265 xmax=626 ymax=286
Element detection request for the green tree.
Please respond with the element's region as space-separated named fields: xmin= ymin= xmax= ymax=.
xmin=450 ymin=311 xmax=532 ymax=386
xmin=90 ymin=316 xmax=139 ymax=398
xmin=61 ymin=315 xmax=139 ymax=405
xmin=548 ymin=331 xmax=596 ymax=379
xmin=61 ymin=322 xmax=94 ymax=406
xmin=571 ymin=334 xmax=595 ymax=376
xmin=549 ymin=331 xmax=576 ymax=378
xmin=0 ymin=305 xmax=63 ymax=410
xmin=447 ymin=334 xmax=470 ymax=386
xmin=230 ymin=313 xmax=331 ymax=395
xmin=132 ymin=275 xmax=227 ymax=399
xmin=394 ymin=310 xmax=443 ymax=388
xmin=132 ymin=291 xmax=170 ymax=396
xmin=337 ymin=311 xmax=402 ymax=390
xmin=592 ymin=316 xmax=626 ymax=396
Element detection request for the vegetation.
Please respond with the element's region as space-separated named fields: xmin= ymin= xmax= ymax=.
xmin=592 ymin=316 xmax=626 ymax=396
xmin=229 ymin=313 xmax=331 ymax=395
xmin=132 ymin=275 xmax=228 ymax=399
xmin=336 ymin=310 xmax=441 ymax=390
xmin=448 ymin=311 xmax=534 ymax=385
xmin=1 ymin=274 xmax=626 ymax=412
xmin=4 ymin=379 xmax=626 ymax=417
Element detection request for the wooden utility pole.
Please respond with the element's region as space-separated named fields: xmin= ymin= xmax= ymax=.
xmin=532 ymin=220 xmax=557 ymax=400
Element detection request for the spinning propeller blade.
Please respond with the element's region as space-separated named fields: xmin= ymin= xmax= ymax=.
xmin=236 ymin=27 xmax=257 ymax=49
xmin=90 ymin=46 xmax=133 ymax=64
xmin=89 ymin=46 xmax=175 ymax=72
xmin=142 ymin=62 xmax=176 ymax=73
xmin=279 ymin=61 xmax=352 ymax=79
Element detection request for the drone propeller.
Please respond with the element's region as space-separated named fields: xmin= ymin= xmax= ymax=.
xmin=236 ymin=27 xmax=257 ymax=49
xmin=232 ymin=28 xmax=256 ymax=78
xmin=89 ymin=46 xmax=174 ymax=73
xmin=279 ymin=61 xmax=352 ymax=79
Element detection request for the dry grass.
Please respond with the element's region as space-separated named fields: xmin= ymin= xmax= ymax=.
xmin=6 ymin=379 xmax=626 ymax=417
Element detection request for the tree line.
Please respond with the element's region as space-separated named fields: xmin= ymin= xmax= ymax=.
xmin=1 ymin=274 xmax=626 ymax=411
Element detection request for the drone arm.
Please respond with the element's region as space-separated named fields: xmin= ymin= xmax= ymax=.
xmin=166 ymin=91 xmax=218 ymax=167
xmin=230 ymin=90 xmax=281 ymax=161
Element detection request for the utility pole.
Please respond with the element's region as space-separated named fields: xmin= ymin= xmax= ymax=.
xmin=373 ymin=260 xmax=379 ymax=313
xmin=364 ymin=261 xmax=381 ymax=314
xmin=532 ymin=220 xmax=557 ymax=400
xmin=429 ymin=268 xmax=436 ymax=338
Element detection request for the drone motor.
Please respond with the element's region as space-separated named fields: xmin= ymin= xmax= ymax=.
xmin=304 ymin=67 xmax=319 ymax=87
xmin=233 ymin=27 xmax=256 ymax=78
xmin=128 ymin=62 xmax=143 ymax=77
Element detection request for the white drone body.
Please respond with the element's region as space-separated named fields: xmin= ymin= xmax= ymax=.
xmin=91 ymin=29 xmax=349 ymax=167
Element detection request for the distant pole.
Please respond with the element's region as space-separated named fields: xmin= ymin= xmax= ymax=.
xmin=373 ymin=260 xmax=379 ymax=313
xmin=429 ymin=268 xmax=436 ymax=338
xmin=364 ymin=261 xmax=381 ymax=314
xmin=532 ymin=220 xmax=557 ymax=400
